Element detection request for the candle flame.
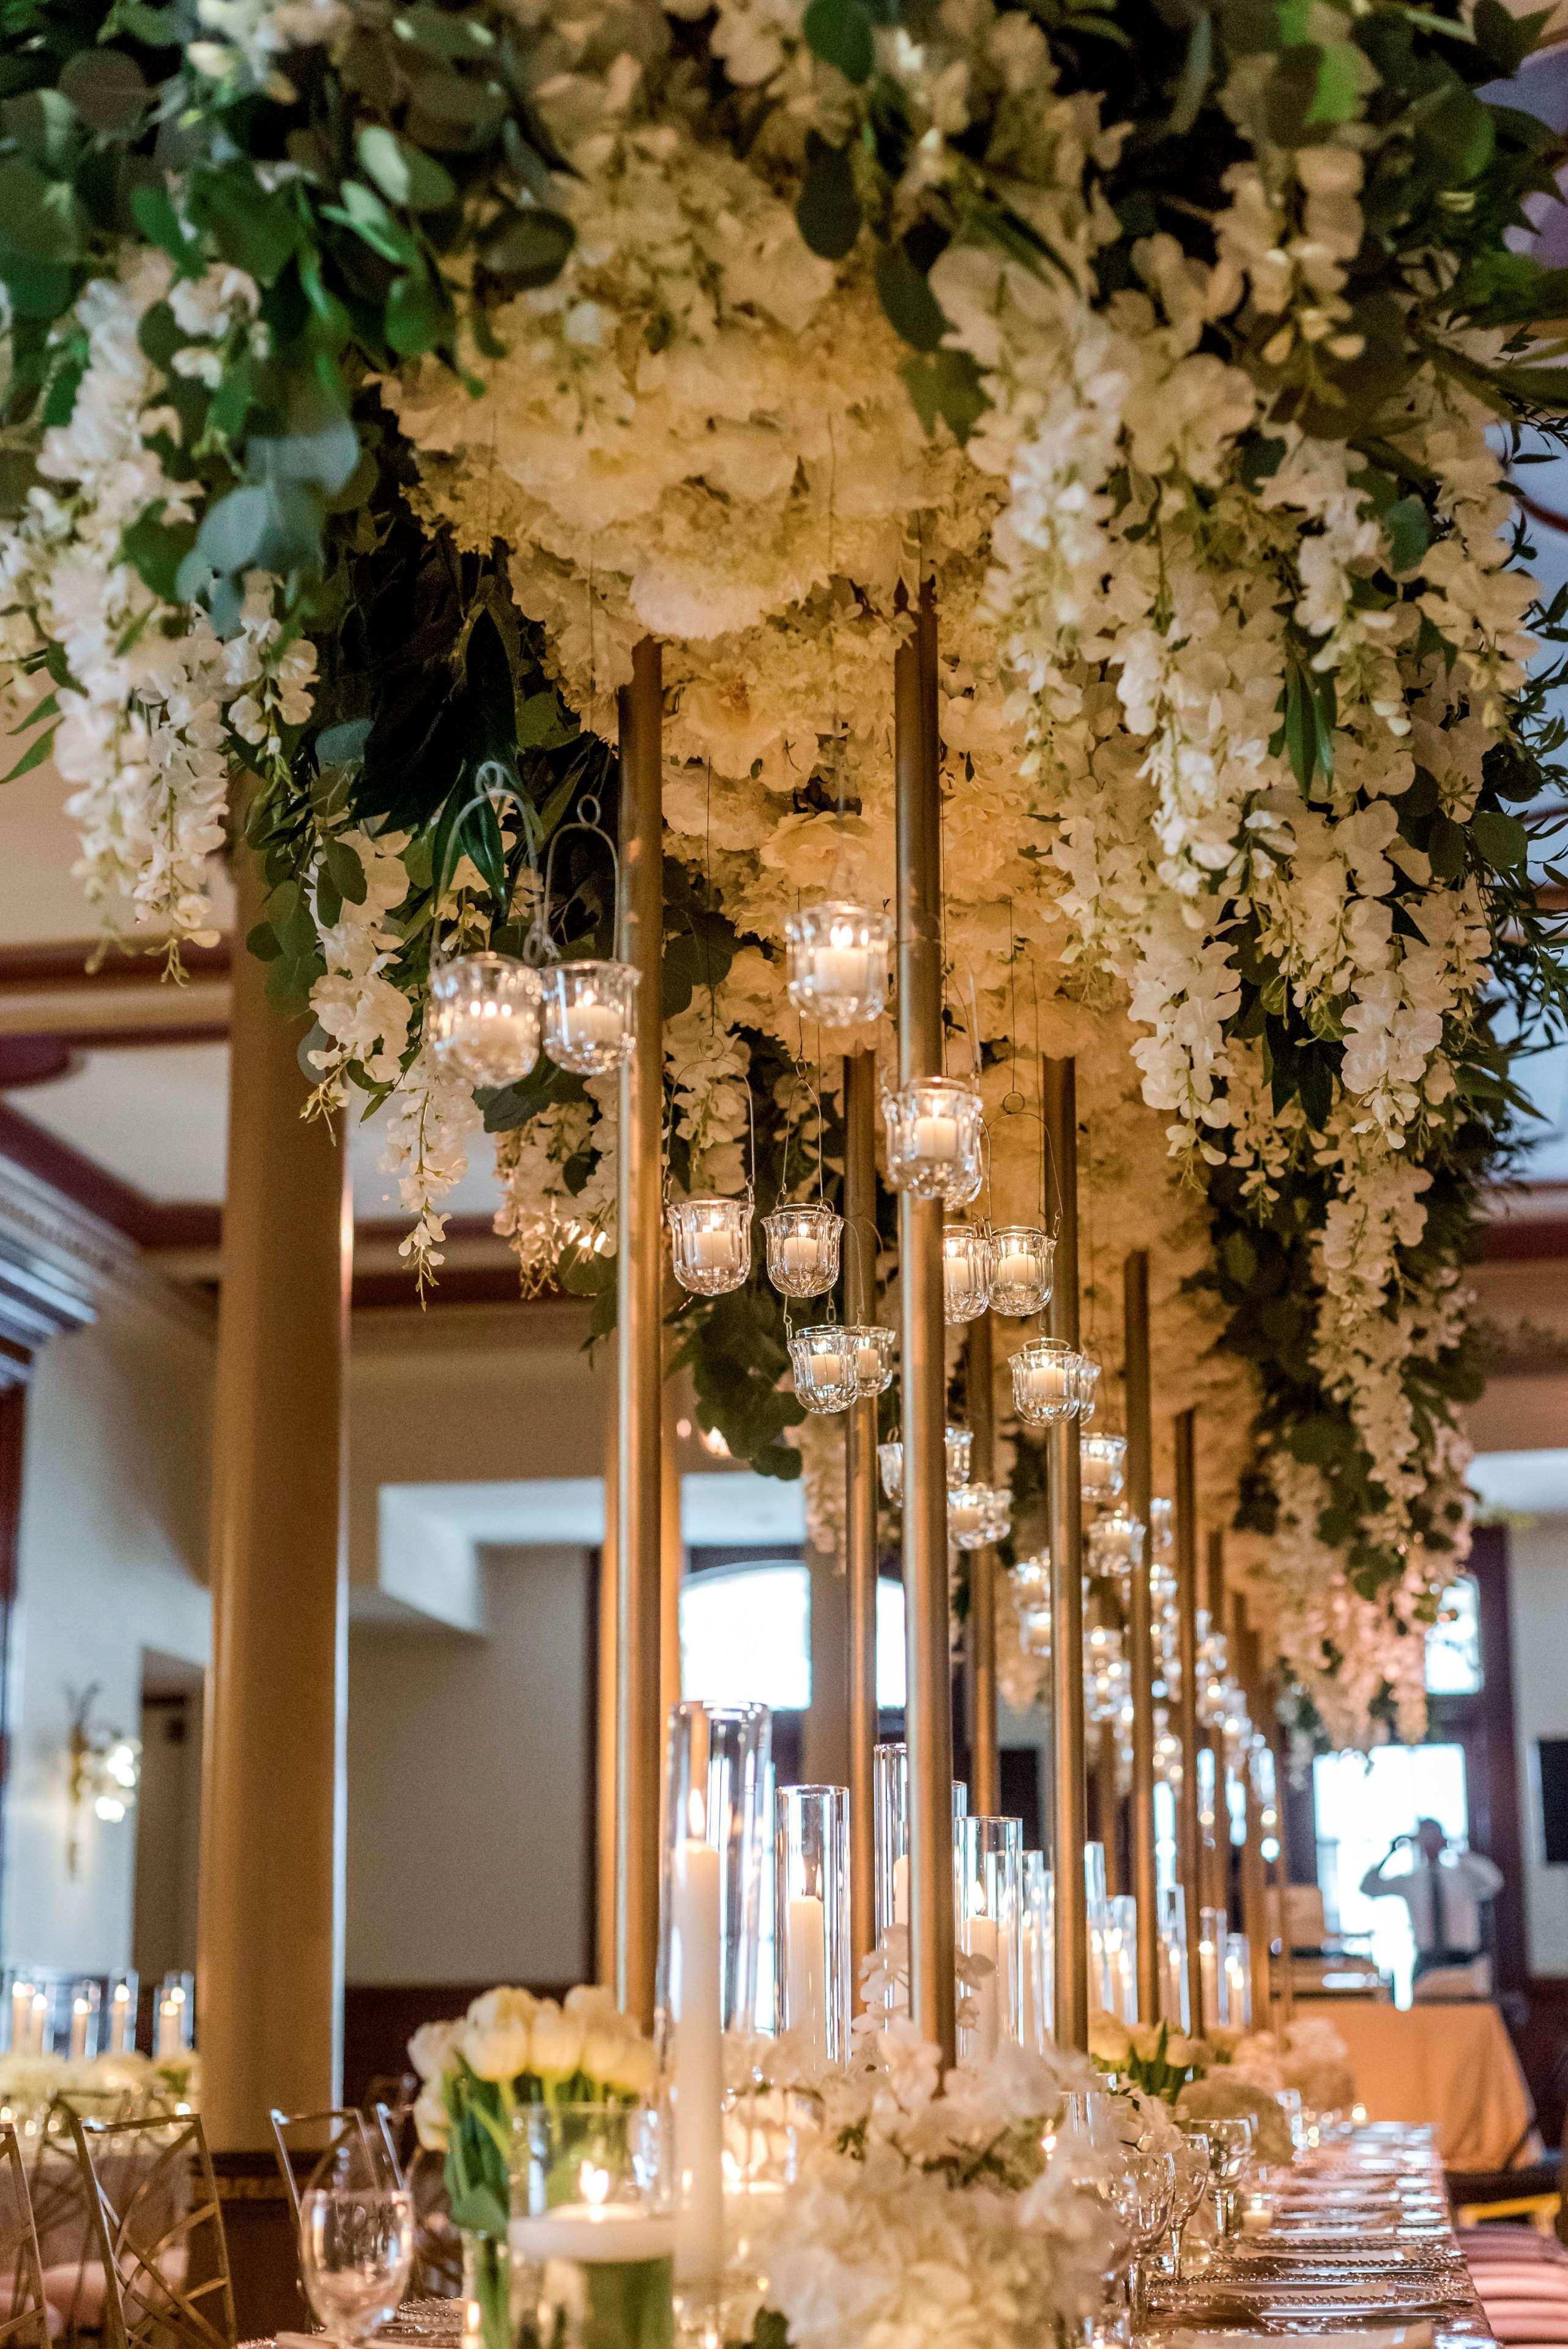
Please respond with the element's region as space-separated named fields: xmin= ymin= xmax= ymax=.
xmin=581 ymin=2164 xmax=611 ymax=2207
xmin=686 ymin=1787 xmax=705 ymax=1839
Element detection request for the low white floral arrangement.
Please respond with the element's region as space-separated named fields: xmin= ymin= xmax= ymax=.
xmin=1088 ymin=2014 xmax=1206 ymax=2106
xmin=1205 ymin=2017 xmax=1357 ymax=2120
xmin=0 ymin=2047 xmax=198 ymax=2116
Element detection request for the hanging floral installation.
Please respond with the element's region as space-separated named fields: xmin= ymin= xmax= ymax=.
xmin=1 ymin=0 xmax=1565 ymax=1738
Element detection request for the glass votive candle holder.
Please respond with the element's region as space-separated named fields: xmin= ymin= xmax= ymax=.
xmin=847 ymin=1323 xmax=896 ymax=1397
xmin=1087 ymin=1508 xmax=1145 ymax=1590
xmin=1080 ymin=1432 xmax=1127 ymax=1505
xmin=428 ymin=951 xmax=542 ymax=1085
xmin=789 ymin=1325 xmax=859 ymax=1415
xmin=1074 ymin=1355 xmax=1102 ymax=1424
xmin=669 ymin=1196 xmax=752 ymax=1296
xmin=878 ymin=1424 xmax=972 ymax=1503
xmin=948 ymin=1483 xmax=992 ymax=1550
xmin=1010 ymin=1554 xmax=1051 ymax=1655
xmin=979 ymin=1483 xmax=1012 ymax=1543
xmin=784 ymin=899 xmax=892 ymax=1027
xmin=509 ymin=2102 xmax=674 ymax=2349
xmin=942 ymin=1223 xmax=992 ymax=1325
xmin=762 ymin=1202 xmax=842 ymax=1300
xmin=882 ymin=1077 xmax=984 ymax=1206
xmin=988 ymin=1224 xmax=1054 ymax=1317
xmin=541 ymin=959 xmax=639 ymax=1075
xmin=1009 ymin=1337 xmax=1083 ymax=1427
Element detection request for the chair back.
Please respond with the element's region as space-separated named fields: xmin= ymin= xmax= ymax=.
xmin=0 ymin=2127 xmax=48 ymax=2349
xmin=267 ymin=2108 xmax=398 ymax=2232
xmin=68 ymin=2107 xmax=235 ymax=2349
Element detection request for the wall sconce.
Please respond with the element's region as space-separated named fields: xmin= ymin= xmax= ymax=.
xmin=66 ymin=1685 xmax=141 ymax=1877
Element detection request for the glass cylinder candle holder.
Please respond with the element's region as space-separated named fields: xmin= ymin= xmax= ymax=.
xmin=428 ymin=950 xmax=543 ymax=1086
xmin=542 ymin=959 xmax=639 ymax=1075
xmin=878 ymin=1425 xmax=971 ymax=1503
xmin=1022 ymin=1853 xmax=1053 ymax=2050
xmin=106 ymin=1973 xmax=137 ymax=2055
xmin=156 ymin=1972 xmax=194 ymax=2055
xmin=789 ymin=1326 xmax=859 ymax=1416
xmin=510 ymin=2101 xmax=674 ymax=2349
xmin=873 ymin=1740 xmax=910 ymax=1950
xmin=1074 ymin=1355 xmax=1102 ymax=1425
xmin=882 ymin=1078 xmax=984 ymax=1206
xmin=989 ymin=1225 xmax=1054 ymax=1318
xmin=659 ymin=1702 xmax=771 ymax=2287
xmin=1157 ymin=1885 xmax=1190 ymax=2032
xmin=847 ymin=1324 xmax=895 ymax=1398
xmin=959 ymin=1817 xmax=1023 ymax=2060
xmin=774 ymin=1785 xmax=850 ymax=2065
xmin=1198 ymin=1906 xmax=1225 ymax=2031
xmin=1224 ymin=1930 xmax=1252 ymax=2031
xmin=762 ymin=1202 xmax=842 ymax=1300
xmin=942 ymin=1223 xmax=992 ymax=1326
xmin=784 ymin=901 xmax=891 ymax=1028
xmin=1105 ymin=1896 xmax=1137 ymax=2025
xmin=669 ymin=1196 xmax=752 ymax=1297
xmin=66 ymin=1981 xmax=101 ymax=2060
xmin=1080 ymin=1432 xmax=1127 ymax=1506
xmin=1087 ymin=1508 xmax=1145 ymax=1593
xmin=1010 ymin=1338 xmax=1083 ymax=1428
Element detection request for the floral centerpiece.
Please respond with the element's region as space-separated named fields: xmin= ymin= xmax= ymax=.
xmin=0 ymin=2047 xmax=196 ymax=2125
xmin=410 ymin=1984 xmax=658 ymax=2349
xmin=1176 ymin=2071 xmax=1296 ymax=2167
xmin=1088 ymin=2015 xmax=1205 ymax=2107
xmin=1207 ymin=2017 xmax=1357 ymax=2120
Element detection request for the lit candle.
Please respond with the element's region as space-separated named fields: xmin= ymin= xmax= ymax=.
xmin=1225 ymin=1945 xmax=1249 ymax=2028
xmin=510 ymin=2204 xmax=677 ymax=2263
xmin=787 ymin=1893 xmax=828 ymax=2063
xmin=995 ymin=1246 xmax=1033 ymax=1292
xmin=155 ymin=1997 xmax=182 ymax=2057
xmin=26 ymin=1993 xmax=47 ymax=2056
xmin=1198 ymin=1933 xmax=1219 ymax=2031
xmin=69 ymin=1997 xmax=91 ymax=2060
xmin=110 ymin=1983 xmax=134 ymax=2054
xmin=672 ymin=1800 xmax=724 ymax=2285
xmin=854 ymin=1336 xmax=882 ymax=1386
xmin=693 ymin=1226 xmax=731 ymax=1268
xmin=1022 ymin=1917 xmax=1042 ymax=2049
xmin=9 ymin=1981 xmax=32 ymax=2056
xmin=968 ymin=1913 xmax=1001 ymax=2058
xmin=912 ymin=1114 xmax=959 ymax=1163
xmin=568 ymin=999 xmax=623 ymax=1048
xmin=812 ymin=945 xmax=871 ymax=999
xmin=949 ymin=1494 xmax=985 ymax=1541
xmin=809 ymin=1345 xmax=847 ymax=1389
xmin=782 ymin=1234 xmax=816 ymax=1275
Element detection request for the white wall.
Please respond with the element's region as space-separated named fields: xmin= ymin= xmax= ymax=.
xmin=4 ymin=1273 xmax=214 ymax=1973
xmin=346 ymin=1544 xmax=595 ymax=1986
xmin=1507 ymin=1514 xmax=1568 ymax=1976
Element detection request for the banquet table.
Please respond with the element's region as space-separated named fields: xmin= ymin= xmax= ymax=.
xmin=1296 ymin=2000 xmax=1539 ymax=2172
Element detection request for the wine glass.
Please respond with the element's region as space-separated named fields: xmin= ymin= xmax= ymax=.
xmin=1166 ymin=2128 xmax=1211 ymax=2280
xmin=1108 ymin=2146 xmax=1176 ymax=2328
xmin=1180 ymin=2116 xmax=1254 ymax=2245
xmin=300 ymin=2130 xmax=415 ymax=2346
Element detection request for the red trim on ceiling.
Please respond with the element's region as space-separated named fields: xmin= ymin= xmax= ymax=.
xmin=1480 ymin=1216 xmax=1568 ymax=1262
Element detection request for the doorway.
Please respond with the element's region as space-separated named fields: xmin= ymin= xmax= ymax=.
xmin=132 ymin=1653 xmax=203 ymax=1986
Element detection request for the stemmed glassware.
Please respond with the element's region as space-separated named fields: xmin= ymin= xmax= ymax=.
xmin=1180 ymin=2116 xmax=1254 ymax=2246
xmin=1165 ymin=2129 xmax=1211 ymax=2280
xmin=299 ymin=2129 xmax=414 ymax=2348
xmin=1107 ymin=2145 xmax=1176 ymax=2328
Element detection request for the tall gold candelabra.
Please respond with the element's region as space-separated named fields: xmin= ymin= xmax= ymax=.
xmin=1044 ymin=1056 xmax=1088 ymax=2051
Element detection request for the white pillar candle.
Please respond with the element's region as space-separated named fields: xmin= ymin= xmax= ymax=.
xmin=787 ymin=1893 xmax=828 ymax=2063
xmin=26 ymin=1993 xmax=47 ymax=2056
xmin=9 ymin=1981 xmax=31 ymax=2055
xmin=893 ymin=1853 xmax=909 ymax=1925
xmin=812 ymin=947 xmax=871 ymax=999
xmin=568 ymin=1000 xmax=623 ymax=1046
xmin=996 ymin=1247 xmax=1033 ymax=1290
xmin=949 ymin=1495 xmax=984 ymax=1541
xmin=1225 ymin=1946 xmax=1249 ymax=2028
xmin=693 ymin=1227 xmax=732 ymax=1268
xmin=155 ymin=1997 xmax=182 ymax=2058
xmin=110 ymin=1985 xmax=134 ymax=2054
xmin=782 ymin=1235 xmax=814 ymax=1275
xmin=912 ymin=1114 xmax=959 ymax=1162
xmin=69 ymin=1998 xmax=91 ymax=2060
xmin=811 ymin=1346 xmax=847 ymax=1387
xmin=672 ymin=1822 xmax=724 ymax=2285
xmin=854 ymin=1337 xmax=882 ymax=1385
xmin=510 ymin=2206 xmax=677 ymax=2264
xmin=968 ymin=1914 xmax=1001 ymax=2058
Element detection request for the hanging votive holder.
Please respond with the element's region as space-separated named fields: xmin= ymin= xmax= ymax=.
xmin=541 ymin=959 xmax=639 ymax=1075
xmin=877 ymin=1424 xmax=972 ymax=1504
xmin=942 ymin=1223 xmax=992 ymax=1326
xmin=1087 ymin=1508 xmax=1145 ymax=1593
xmin=669 ymin=1196 xmax=752 ymax=1297
xmin=847 ymin=1324 xmax=895 ymax=1398
xmin=1009 ymin=1337 xmax=1083 ymax=1428
xmin=989 ymin=1225 xmax=1054 ymax=1317
xmin=428 ymin=951 xmax=543 ymax=1085
xmin=948 ymin=1484 xmax=992 ymax=1550
xmin=1010 ymin=1554 xmax=1051 ymax=1656
xmin=784 ymin=901 xmax=892 ymax=1028
xmin=1080 ymin=1432 xmax=1128 ymax=1506
xmin=788 ymin=1327 xmax=859 ymax=1416
xmin=882 ymin=1078 xmax=984 ymax=1206
xmin=762 ymin=1201 xmax=842 ymax=1300
xmin=774 ymin=1785 xmax=851 ymax=2066
xmin=980 ymin=1484 xmax=1013 ymax=1544
xmin=1074 ymin=1355 xmax=1103 ymax=1424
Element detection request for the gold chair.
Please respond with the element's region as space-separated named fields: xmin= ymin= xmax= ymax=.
xmin=67 ymin=2109 xmax=236 ymax=2349
xmin=0 ymin=2126 xmax=49 ymax=2349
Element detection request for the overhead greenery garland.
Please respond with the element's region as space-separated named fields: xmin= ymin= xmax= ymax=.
xmin=1 ymin=0 xmax=1566 ymax=1736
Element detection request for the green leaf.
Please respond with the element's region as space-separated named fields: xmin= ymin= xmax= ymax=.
xmin=195 ymin=485 xmax=272 ymax=576
xmin=874 ymin=242 xmax=947 ymax=354
xmin=130 ymin=184 xmax=195 ymax=268
xmin=0 ymin=157 xmax=78 ymax=264
xmin=803 ymin=0 xmax=875 ymax=81
xmin=900 ymin=347 xmax=987 ymax=441
xmin=324 ymin=179 xmax=422 ymax=268
xmin=325 ymin=836 xmax=370 ymax=905
xmin=796 ymin=136 xmax=860 ymax=262
xmin=2 ymin=89 xmax=79 ymax=171
xmin=1167 ymin=12 xmax=1212 ymax=136
xmin=356 ymin=125 xmax=458 ymax=211
xmin=58 ymin=48 xmax=147 ymax=135
xmin=1383 ymin=495 xmax=1430 ymax=575
xmin=121 ymin=511 xmax=198 ymax=602
xmin=1427 ymin=813 xmax=1466 ymax=881
xmin=1471 ymin=808 xmax=1528 ymax=869
xmin=0 ymin=722 xmax=59 ymax=784
xmin=477 ymin=206 xmax=575 ymax=289
xmin=246 ymin=920 xmax=283 ymax=963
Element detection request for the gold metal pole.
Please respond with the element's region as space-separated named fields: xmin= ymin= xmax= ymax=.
xmin=1203 ymin=1531 xmax=1230 ymax=1916
xmin=1123 ymin=1251 xmax=1159 ymax=2021
xmin=1044 ymin=1055 xmax=1088 ymax=2051
xmin=896 ymin=578 xmax=957 ymax=2066
xmin=844 ymin=1051 xmax=880 ymax=1999
xmin=1173 ymin=1407 xmax=1205 ymax=2036
xmin=597 ymin=1415 xmax=619 ymax=1989
xmin=967 ymin=1312 xmax=1000 ymax=1816
xmin=1233 ymin=1599 xmax=1273 ymax=2027
xmin=615 ymin=637 xmax=664 ymax=2032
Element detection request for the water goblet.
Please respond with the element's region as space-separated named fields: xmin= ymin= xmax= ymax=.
xmin=1180 ymin=2116 xmax=1254 ymax=2244
xmin=300 ymin=2132 xmax=414 ymax=2347
xmin=1165 ymin=2129 xmax=1211 ymax=2279
xmin=1108 ymin=2146 xmax=1175 ymax=2331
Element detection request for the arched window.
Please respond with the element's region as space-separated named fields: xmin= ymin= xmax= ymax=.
xmin=677 ymin=1560 xmax=908 ymax=1712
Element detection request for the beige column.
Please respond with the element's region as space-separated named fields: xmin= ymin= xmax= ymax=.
xmin=198 ymin=838 xmax=350 ymax=2151
xmin=844 ymin=1053 xmax=880 ymax=1993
